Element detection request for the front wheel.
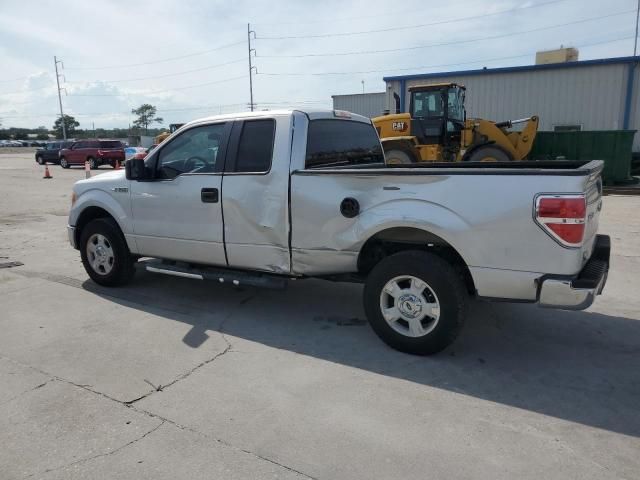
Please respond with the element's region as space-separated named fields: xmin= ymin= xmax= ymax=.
xmin=79 ymin=218 xmax=135 ymax=287
xmin=36 ymin=155 xmax=45 ymax=165
xmin=465 ymin=146 xmax=513 ymax=162
xmin=384 ymin=148 xmax=415 ymax=165
xmin=60 ymin=157 xmax=69 ymax=169
xmin=363 ymin=251 xmax=468 ymax=355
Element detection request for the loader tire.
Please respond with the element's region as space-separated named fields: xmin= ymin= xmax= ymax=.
xmin=384 ymin=148 xmax=416 ymax=165
xmin=465 ymin=146 xmax=513 ymax=162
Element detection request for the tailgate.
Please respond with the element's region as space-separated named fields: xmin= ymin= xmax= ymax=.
xmin=581 ymin=169 xmax=603 ymax=264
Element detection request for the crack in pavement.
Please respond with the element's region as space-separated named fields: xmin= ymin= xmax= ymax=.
xmin=26 ymin=420 xmax=166 ymax=479
xmin=0 ymin=378 xmax=52 ymax=408
xmin=1 ymin=292 xmax=316 ymax=479
xmin=125 ymin=294 xmax=255 ymax=405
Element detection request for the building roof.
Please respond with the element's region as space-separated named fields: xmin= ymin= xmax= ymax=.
xmin=382 ymin=55 xmax=640 ymax=82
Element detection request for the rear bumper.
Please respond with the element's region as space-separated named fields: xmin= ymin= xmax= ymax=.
xmin=538 ymin=234 xmax=610 ymax=310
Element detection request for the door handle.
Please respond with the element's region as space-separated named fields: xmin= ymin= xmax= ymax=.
xmin=201 ymin=188 xmax=219 ymax=203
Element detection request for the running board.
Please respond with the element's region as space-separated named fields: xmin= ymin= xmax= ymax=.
xmin=142 ymin=260 xmax=289 ymax=289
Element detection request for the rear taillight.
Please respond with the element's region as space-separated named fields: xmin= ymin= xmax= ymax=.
xmin=535 ymin=195 xmax=586 ymax=247
xmin=97 ymin=150 xmax=104 ymax=156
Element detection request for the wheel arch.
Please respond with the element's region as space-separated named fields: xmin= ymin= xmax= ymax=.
xmin=71 ymin=192 xmax=133 ymax=252
xmin=357 ymin=226 xmax=476 ymax=295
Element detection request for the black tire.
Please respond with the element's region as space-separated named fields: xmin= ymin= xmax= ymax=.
xmin=79 ymin=218 xmax=135 ymax=287
xmin=36 ymin=155 xmax=45 ymax=165
xmin=384 ymin=148 xmax=416 ymax=165
xmin=88 ymin=157 xmax=98 ymax=170
xmin=363 ymin=251 xmax=468 ymax=355
xmin=60 ymin=156 xmax=70 ymax=169
xmin=465 ymin=146 xmax=513 ymax=162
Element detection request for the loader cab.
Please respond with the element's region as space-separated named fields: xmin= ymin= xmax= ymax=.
xmin=409 ymin=84 xmax=466 ymax=154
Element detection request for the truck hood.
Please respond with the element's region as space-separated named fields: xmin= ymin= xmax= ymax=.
xmin=74 ymin=169 xmax=127 ymax=195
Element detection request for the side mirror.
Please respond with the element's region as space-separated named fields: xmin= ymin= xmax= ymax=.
xmin=125 ymin=158 xmax=147 ymax=180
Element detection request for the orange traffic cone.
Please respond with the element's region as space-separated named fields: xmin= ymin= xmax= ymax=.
xmin=114 ymin=159 xmax=120 ymax=170
xmin=43 ymin=165 xmax=52 ymax=179
xmin=85 ymin=161 xmax=91 ymax=179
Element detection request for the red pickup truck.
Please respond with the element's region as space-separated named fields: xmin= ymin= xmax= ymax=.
xmin=59 ymin=140 xmax=125 ymax=169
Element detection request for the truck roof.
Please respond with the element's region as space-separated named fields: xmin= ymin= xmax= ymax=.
xmin=183 ymin=109 xmax=372 ymax=129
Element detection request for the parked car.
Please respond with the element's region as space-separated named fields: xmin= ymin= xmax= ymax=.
xmin=35 ymin=141 xmax=74 ymax=165
xmin=59 ymin=140 xmax=125 ymax=169
xmin=67 ymin=109 xmax=609 ymax=355
xmin=124 ymin=146 xmax=147 ymax=160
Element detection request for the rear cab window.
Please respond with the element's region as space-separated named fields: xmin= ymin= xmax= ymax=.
xmin=305 ymin=119 xmax=384 ymax=169
xmin=233 ymin=119 xmax=275 ymax=173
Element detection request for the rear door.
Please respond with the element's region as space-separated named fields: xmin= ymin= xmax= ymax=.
xmin=46 ymin=142 xmax=60 ymax=161
xmin=221 ymin=115 xmax=292 ymax=273
xmin=129 ymin=122 xmax=231 ymax=265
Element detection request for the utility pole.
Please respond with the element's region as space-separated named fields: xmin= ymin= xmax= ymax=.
xmin=634 ymin=0 xmax=640 ymax=56
xmin=247 ymin=23 xmax=256 ymax=112
xmin=54 ymin=56 xmax=67 ymax=140
xmin=361 ymin=80 xmax=365 ymax=94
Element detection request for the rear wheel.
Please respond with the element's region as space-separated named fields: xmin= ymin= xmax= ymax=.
xmin=88 ymin=157 xmax=98 ymax=169
xmin=465 ymin=146 xmax=513 ymax=162
xmin=80 ymin=218 xmax=135 ymax=287
xmin=60 ymin=157 xmax=69 ymax=169
xmin=36 ymin=155 xmax=45 ymax=165
xmin=384 ymin=148 xmax=415 ymax=165
xmin=364 ymin=251 xmax=468 ymax=355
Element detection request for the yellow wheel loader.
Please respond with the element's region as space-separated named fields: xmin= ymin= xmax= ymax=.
xmin=372 ymin=83 xmax=538 ymax=163
xmin=154 ymin=123 xmax=185 ymax=146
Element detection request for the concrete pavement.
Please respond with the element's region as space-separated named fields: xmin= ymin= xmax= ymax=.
xmin=1 ymin=153 xmax=639 ymax=479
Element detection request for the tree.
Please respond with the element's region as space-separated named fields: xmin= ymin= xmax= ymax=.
xmin=36 ymin=133 xmax=49 ymax=140
xmin=53 ymin=115 xmax=80 ymax=139
xmin=131 ymin=104 xmax=163 ymax=134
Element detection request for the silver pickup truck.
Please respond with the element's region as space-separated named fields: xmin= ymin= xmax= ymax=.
xmin=67 ymin=109 xmax=610 ymax=355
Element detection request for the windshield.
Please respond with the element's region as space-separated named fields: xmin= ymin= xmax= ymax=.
xmin=411 ymin=90 xmax=444 ymax=118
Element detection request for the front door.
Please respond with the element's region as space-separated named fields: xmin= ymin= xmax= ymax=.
xmin=68 ymin=142 xmax=84 ymax=163
xmin=129 ymin=122 xmax=231 ymax=266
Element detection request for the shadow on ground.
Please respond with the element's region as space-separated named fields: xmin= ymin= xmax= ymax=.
xmin=83 ymin=267 xmax=640 ymax=438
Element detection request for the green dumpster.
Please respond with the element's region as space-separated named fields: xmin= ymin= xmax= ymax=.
xmin=529 ymin=130 xmax=637 ymax=184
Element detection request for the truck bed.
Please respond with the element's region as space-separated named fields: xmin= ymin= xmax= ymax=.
xmin=298 ymin=160 xmax=603 ymax=177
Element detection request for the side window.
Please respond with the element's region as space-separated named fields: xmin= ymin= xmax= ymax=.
xmin=157 ymin=123 xmax=226 ymax=179
xmin=75 ymin=142 xmax=85 ymax=149
xmin=305 ymin=119 xmax=384 ymax=169
xmin=234 ymin=119 xmax=275 ymax=173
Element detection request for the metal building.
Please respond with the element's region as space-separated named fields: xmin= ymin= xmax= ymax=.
xmin=382 ymin=56 xmax=640 ymax=151
xmin=331 ymin=92 xmax=386 ymax=119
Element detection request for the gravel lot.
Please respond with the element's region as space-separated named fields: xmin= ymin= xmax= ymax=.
xmin=1 ymin=152 xmax=639 ymax=479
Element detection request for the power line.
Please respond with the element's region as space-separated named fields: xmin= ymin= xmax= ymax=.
xmin=0 ymin=72 xmax=48 ymax=84
xmin=256 ymin=0 xmax=566 ymax=39
xmin=64 ymin=40 xmax=245 ymax=71
xmin=256 ymin=10 xmax=635 ymax=58
xmin=253 ymin=0 xmax=569 ymax=26
xmin=66 ymin=74 xmax=247 ymax=97
xmin=66 ymin=58 xmax=246 ymax=84
xmin=0 ymin=84 xmax=55 ymax=95
xmin=257 ymin=35 xmax=637 ymax=76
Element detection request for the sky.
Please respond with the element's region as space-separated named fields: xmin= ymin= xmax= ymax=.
xmin=0 ymin=0 xmax=638 ymax=129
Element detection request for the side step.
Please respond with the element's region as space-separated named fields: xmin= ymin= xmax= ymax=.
xmin=142 ymin=260 xmax=289 ymax=289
